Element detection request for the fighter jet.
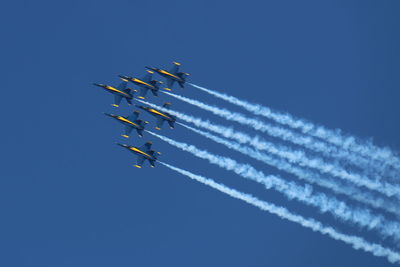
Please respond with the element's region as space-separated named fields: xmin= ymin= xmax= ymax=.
xmin=117 ymin=141 xmax=160 ymax=168
xmin=145 ymin=62 xmax=189 ymax=91
xmin=119 ymin=70 xmax=163 ymax=99
xmin=136 ymin=102 xmax=176 ymax=130
xmin=104 ymin=110 xmax=149 ymax=138
xmin=93 ymin=78 xmax=134 ymax=107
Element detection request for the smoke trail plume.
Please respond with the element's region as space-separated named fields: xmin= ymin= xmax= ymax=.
xmin=137 ymin=99 xmax=399 ymax=215
xmin=189 ymin=83 xmax=400 ymax=171
xmin=177 ymin=122 xmax=400 ymax=216
xmin=158 ymin=92 xmax=400 ymax=198
xmin=160 ymin=162 xmax=400 ymax=264
xmin=148 ymin=131 xmax=400 ymax=241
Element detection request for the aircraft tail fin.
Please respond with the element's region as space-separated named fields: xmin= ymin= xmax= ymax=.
xmin=177 ymin=72 xmax=188 ymax=88
xmin=136 ymin=128 xmax=144 ymax=137
xmin=167 ymin=120 xmax=175 ymax=129
xmin=151 ymin=89 xmax=158 ymax=96
xmin=163 ymin=102 xmax=172 ymax=109
xmin=147 ymin=150 xmax=159 ymax=168
xmin=149 ymin=159 xmax=156 ymax=168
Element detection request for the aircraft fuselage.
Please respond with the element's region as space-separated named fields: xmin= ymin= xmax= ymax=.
xmin=130 ymin=78 xmax=156 ymax=90
xmin=120 ymin=145 xmax=155 ymax=160
xmin=94 ymin=83 xmax=133 ymax=99
xmin=139 ymin=106 xmax=174 ymax=122
xmin=105 ymin=113 xmax=143 ymax=130
xmin=148 ymin=68 xmax=183 ymax=82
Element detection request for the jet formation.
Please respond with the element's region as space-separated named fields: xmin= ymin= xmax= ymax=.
xmin=94 ymin=62 xmax=189 ymax=168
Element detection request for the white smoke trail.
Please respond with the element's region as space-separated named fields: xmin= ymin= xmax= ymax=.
xmin=176 ymin=121 xmax=400 ymax=216
xmin=157 ymin=93 xmax=400 ymax=198
xmin=148 ymin=131 xmax=400 ymax=241
xmin=189 ymin=83 xmax=400 ymax=171
xmin=160 ymin=162 xmax=400 ymax=264
xmin=137 ymin=99 xmax=399 ymax=215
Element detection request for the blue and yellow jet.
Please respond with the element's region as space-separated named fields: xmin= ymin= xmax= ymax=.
xmin=119 ymin=70 xmax=163 ymax=99
xmin=145 ymin=62 xmax=189 ymax=91
xmin=136 ymin=102 xmax=176 ymax=130
xmin=117 ymin=141 xmax=160 ymax=168
xmin=104 ymin=110 xmax=149 ymax=138
xmin=93 ymin=78 xmax=134 ymax=107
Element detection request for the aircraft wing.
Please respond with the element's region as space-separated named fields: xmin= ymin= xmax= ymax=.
xmin=169 ymin=62 xmax=180 ymax=74
xmin=113 ymin=95 xmax=123 ymax=107
xmin=139 ymin=141 xmax=153 ymax=152
xmin=128 ymin=111 xmax=140 ymax=121
xmin=137 ymin=87 xmax=149 ymax=99
xmin=151 ymin=89 xmax=158 ymax=96
xmin=135 ymin=156 xmax=146 ymax=168
xmin=141 ymin=71 xmax=153 ymax=82
xmin=155 ymin=118 xmax=165 ymax=130
xmin=124 ymin=125 xmax=133 ymax=137
xmin=165 ymin=78 xmax=175 ymax=90
xmin=117 ymin=80 xmax=128 ymax=90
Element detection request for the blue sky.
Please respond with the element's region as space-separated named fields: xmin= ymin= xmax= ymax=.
xmin=1 ymin=0 xmax=399 ymax=266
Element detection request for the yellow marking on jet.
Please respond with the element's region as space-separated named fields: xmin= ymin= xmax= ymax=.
xmin=120 ymin=78 xmax=129 ymax=82
xmin=133 ymin=78 xmax=153 ymax=88
xmin=112 ymin=104 xmax=119 ymax=107
xmin=129 ymin=147 xmax=152 ymax=158
xmin=146 ymin=70 xmax=154 ymax=74
xmin=121 ymin=134 xmax=129 ymax=138
xmin=117 ymin=116 xmax=138 ymax=127
xmin=105 ymin=86 xmax=131 ymax=97
xmin=155 ymin=127 xmax=161 ymax=130
xmin=159 ymin=70 xmax=179 ymax=79
xmin=173 ymin=62 xmax=181 ymax=65
xmin=138 ymin=96 xmax=145 ymax=99
xmin=148 ymin=108 xmax=170 ymax=119
xmin=134 ymin=165 xmax=142 ymax=168
xmin=164 ymin=88 xmax=172 ymax=91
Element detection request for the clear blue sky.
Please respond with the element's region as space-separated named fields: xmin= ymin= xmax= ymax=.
xmin=1 ymin=0 xmax=399 ymax=266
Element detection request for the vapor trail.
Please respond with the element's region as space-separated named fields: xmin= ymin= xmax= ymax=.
xmin=137 ymin=99 xmax=399 ymax=215
xmin=177 ymin=122 xmax=400 ymax=216
xmin=189 ymin=83 xmax=400 ymax=171
xmin=148 ymin=131 xmax=400 ymax=241
xmin=158 ymin=92 xmax=400 ymax=198
xmin=160 ymin=162 xmax=400 ymax=264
